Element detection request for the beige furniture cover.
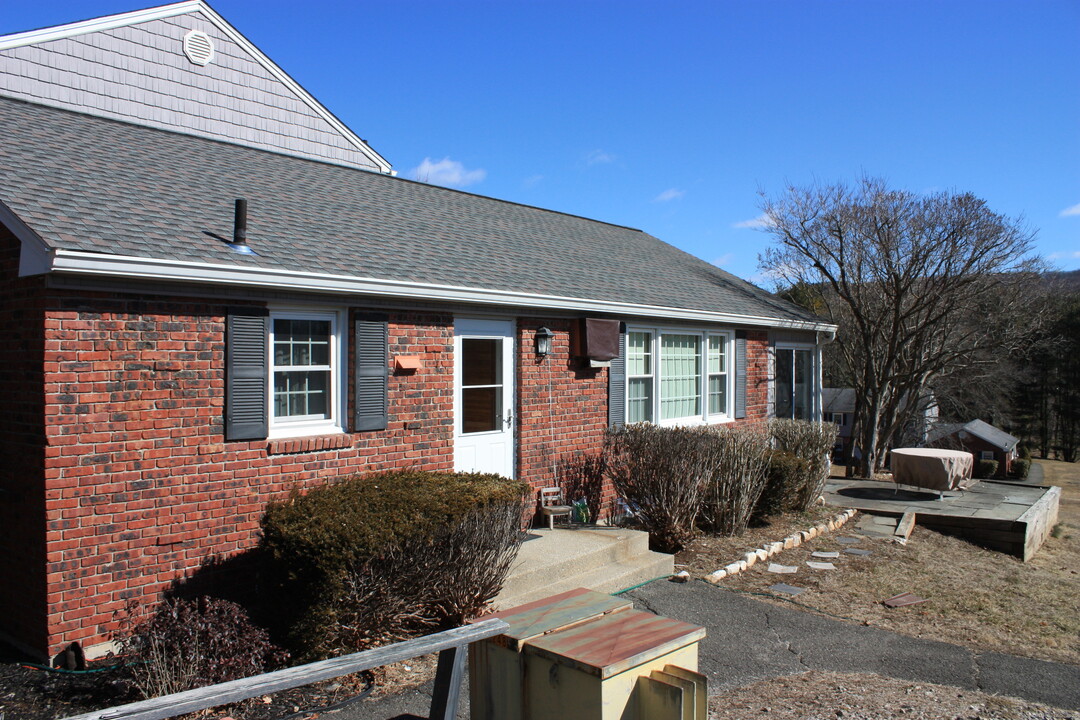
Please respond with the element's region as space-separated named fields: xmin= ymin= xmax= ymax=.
xmin=891 ymin=448 xmax=974 ymax=492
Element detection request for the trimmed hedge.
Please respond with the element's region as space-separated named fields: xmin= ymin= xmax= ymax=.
xmin=754 ymin=449 xmax=812 ymax=519
xmin=261 ymin=470 xmax=527 ymax=659
xmin=974 ymin=459 xmax=999 ymax=478
xmin=768 ymin=419 xmax=838 ymax=511
xmin=1011 ymin=458 xmax=1031 ymax=479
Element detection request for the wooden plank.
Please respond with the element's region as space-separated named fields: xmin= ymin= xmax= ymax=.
xmin=894 ymin=511 xmax=916 ymax=540
xmin=59 ymin=618 xmax=508 ymax=720
xmin=429 ymin=645 xmax=466 ymax=720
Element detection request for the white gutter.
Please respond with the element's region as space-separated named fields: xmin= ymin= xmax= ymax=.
xmin=45 ymin=249 xmax=838 ymax=332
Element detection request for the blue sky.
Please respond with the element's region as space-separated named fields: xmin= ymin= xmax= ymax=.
xmin=5 ymin=1 xmax=1079 ymax=283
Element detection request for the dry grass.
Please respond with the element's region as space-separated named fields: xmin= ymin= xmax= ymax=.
xmin=680 ymin=459 xmax=1080 ymax=666
xmin=708 ymin=670 xmax=1077 ymax=720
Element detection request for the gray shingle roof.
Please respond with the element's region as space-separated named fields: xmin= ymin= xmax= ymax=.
xmin=927 ymin=419 xmax=1018 ymax=452
xmin=0 ymin=96 xmax=820 ymax=325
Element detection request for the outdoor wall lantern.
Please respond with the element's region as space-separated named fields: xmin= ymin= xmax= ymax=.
xmin=535 ymin=326 xmax=554 ymax=357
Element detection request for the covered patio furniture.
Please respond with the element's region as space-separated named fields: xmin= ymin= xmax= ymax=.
xmin=891 ymin=448 xmax=975 ymax=494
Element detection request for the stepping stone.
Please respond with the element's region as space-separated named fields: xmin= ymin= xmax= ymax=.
xmin=836 ymin=536 xmax=861 ymax=544
xmin=806 ymin=561 xmax=836 ymax=570
xmin=844 ymin=548 xmax=872 ymax=556
xmin=811 ymin=551 xmax=840 ymax=558
xmin=767 ymin=563 xmax=798 ymax=574
xmin=883 ymin=592 xmax=928 ymax=608
xmin=768 ymin=583 xmax=805 ymax=596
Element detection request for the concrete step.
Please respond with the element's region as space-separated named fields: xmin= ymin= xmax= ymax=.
xmin=494 ymin=526 xmax=674 ymax=610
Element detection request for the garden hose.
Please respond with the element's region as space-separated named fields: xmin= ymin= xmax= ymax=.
xmin=271 ymin=670 xmax=375 ymax=720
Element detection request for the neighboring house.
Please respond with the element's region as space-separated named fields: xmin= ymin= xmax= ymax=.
xmin=0 ymin=2 xmax=836 ymax=661
xmin=822 ymin=387 xmax=855 ymax=455
xmin=927 ymin=419 xmax=1019 ymax=478
xmin=822 ymin=387 xmax=939 ymax=458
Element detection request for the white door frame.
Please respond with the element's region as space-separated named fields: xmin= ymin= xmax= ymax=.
xmin=453 ymin=318 xmax=515 ymax=478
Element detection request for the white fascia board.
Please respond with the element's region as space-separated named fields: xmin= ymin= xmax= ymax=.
xmin=0 ymin=2 xmax=201 ymax=49
xmin=0 ymin=1 xmax=393 ymax=175
xmin=46 ymin=249 xmax=837 ymax=333
xmin=0 ymin=200 xmax=53 ymax=275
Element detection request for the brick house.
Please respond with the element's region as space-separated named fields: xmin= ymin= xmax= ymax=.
xmin=0 ymin=2 xmax=835 ymax=661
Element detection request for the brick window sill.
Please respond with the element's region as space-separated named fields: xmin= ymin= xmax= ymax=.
xmin=267 ymin=434 xmax=353 ymax=456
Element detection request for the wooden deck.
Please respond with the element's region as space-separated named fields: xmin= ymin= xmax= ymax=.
xmin=823 ymin=478 xmax=1061 ymax=561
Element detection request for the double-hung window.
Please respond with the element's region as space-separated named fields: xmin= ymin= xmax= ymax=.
xmin=626 ymin=328 xmax=732 ymax=425
xmin=269 ymin=309 xmax=344 ymax=437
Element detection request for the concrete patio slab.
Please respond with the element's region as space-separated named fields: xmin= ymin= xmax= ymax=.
xmin=824 ymin=478 xmax=1061 ymax=560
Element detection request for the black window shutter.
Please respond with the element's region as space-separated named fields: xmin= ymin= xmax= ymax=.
xmin=734 ymin=330 xmax=748 ymax=420
xmin=225 ymin=308 xmax=269 ymax=441
xmin=354 ymin=313 xmax=389 ymax=431
xmin=608 ymin=325 xmax=627 ymax=427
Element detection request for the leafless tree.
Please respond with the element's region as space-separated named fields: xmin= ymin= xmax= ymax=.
xmin=760 ymin=177 xmax=1044 ymax=477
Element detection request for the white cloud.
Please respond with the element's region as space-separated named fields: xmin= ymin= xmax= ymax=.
xmin=523 ymin=174 xmax=544 ymax=188
xmin=1048 ymin=251 xmax=1080 ymax=260
xmin=411 ymin=157 xmax=486 ymax=188
xmin=1060 ymin=202 xmax=1080 ymax=217
xmin=585 ymin=149 xmax=616 ymax=166
xmin=653 ymin=188 xmax=685 ymax=203
xmin=712 ymin=253 xmax=734 ymax=267
xmin=732 ymin=213 xmax=774 ymax=229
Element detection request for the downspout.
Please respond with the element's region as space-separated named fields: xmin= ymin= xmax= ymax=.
xmin=815 ymin=329 xmax=836 ymax=422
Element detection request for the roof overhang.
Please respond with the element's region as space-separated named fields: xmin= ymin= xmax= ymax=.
xmin=34 ymin=248 xmax=837 ymax=332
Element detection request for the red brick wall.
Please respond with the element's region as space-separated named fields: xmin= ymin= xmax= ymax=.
xmin=516 ymin=320 xmax=612 ymax=516
xmin=36 ymin=295 xmax=456 ymax=658
xmin=7 ymin=252 xmax=779 ymax=659
xmin=745 ymin=330 xmax=771 ymax=422
xmin=0 ymin=226 xmax=49 ymax=658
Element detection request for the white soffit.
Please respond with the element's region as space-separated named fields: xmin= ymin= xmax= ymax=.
xmin=0 ymin=1 xmax=393 ymax=174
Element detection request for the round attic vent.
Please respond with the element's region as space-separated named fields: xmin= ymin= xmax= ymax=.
xmin=183 ymin=30 xmax=215 ymax=66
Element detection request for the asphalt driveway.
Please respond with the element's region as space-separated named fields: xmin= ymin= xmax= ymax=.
xmin=340 ymin=578 xmax=1080 ymax=718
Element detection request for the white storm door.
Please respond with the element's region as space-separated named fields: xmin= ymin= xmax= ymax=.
xmin=454 ymin=318 xmax=515 ymax=478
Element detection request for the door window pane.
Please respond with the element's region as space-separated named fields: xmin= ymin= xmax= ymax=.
xmin=776 ymin=348 xmax=813 ymax=420
xmin=461 ymin=338 xmax=503 ymax=434
xmin=660 ymin=334 xmax=701 ymax=420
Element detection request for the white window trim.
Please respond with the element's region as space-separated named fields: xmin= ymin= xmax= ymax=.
xmin=626 ymin=326 xmax=734 ymax=427
xmin=267 ymin=307 xmax=346 ymax=439
xmin=774 ymin=342 xmax=820 ymax=422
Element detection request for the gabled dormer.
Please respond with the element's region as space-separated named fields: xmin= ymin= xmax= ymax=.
xmin=0 ymin=1 xmax=392 ymax=173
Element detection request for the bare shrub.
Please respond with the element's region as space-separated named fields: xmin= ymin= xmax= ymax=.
xmin=769 ymin=419 xmax=838 ymax=510
xmin=115 ymin=596 xmax=286 ymax=699
xmin=699 ymin=424 xmax=772 ymax=535
xmin=558 ymin=451 xmax=607 ymax=523
xmin=755 ymin=449 xmax=812 ymax=518
xmin=331 ymin=495 xmax=525 ymax=652
xmin=604 ymin=425 xmax=714 ymax=552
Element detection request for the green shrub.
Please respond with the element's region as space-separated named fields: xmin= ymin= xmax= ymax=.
xmin=974 ymin=459 xmax=999 ymax=478
xmin=261 ymin=470 xmax=527 ymax=658
xmin=115 ymin=596 xmax=286 ymax=699
xmin=1018 ymin=444 xmax=1032 ymax=460
xmin=755 ymin=449 xmax=813 ymax=519
xmin=698 ymin=425 xmax=772 ymax=535
xmin=769 ymin=419 xmax=838 ymax=510
xmin=1010 ymin=458 xmax=1030 ymax=479
xmin=604 ymin=425 xmax=714 ymax=552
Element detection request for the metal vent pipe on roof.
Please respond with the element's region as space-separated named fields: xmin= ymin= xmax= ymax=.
xmin=233 ymin=198 xmax=248 ymax=245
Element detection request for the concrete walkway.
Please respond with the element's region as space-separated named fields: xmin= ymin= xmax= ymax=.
xmin=336 ymin=578 xmax=1080 ymax=718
